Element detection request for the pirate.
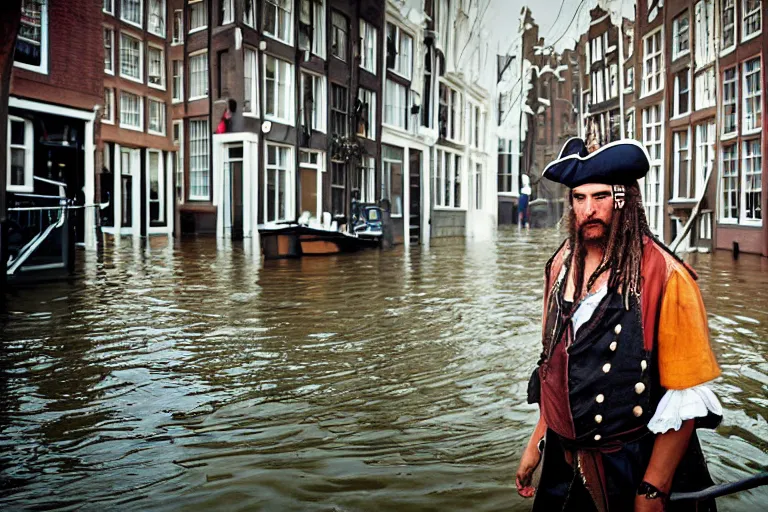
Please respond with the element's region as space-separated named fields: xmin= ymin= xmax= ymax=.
xmin=516 ymin=138 xmax=723 ymax=512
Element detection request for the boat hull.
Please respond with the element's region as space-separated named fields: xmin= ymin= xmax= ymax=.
xmin=259 ymin=226 xmax=379 ymax=259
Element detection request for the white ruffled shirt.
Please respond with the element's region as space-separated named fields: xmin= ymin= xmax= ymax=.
xmin=570 ymin=285 xmax=722 ymax=434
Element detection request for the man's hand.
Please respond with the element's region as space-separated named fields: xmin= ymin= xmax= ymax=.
xmin=515 ymin=443 xmax=541 ymax=498
xmin=634 ymin=494 xmax=666 ymax=512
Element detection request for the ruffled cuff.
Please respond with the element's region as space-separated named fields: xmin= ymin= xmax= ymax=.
xmin=647 ymin=385 xmax=723 ymax=434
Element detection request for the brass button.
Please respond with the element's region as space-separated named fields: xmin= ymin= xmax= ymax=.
xmin=609 ymin=341 xmax=617 ymax=351
xmin=602 ymin=363 xmax=611 ymax=373
xmin=633 ymin=405 xmax=643 ymax=417
xmin=641 ymin=360 xmax=647 ymax=371
xmin=596 ymin=394 xmax=605 ymax=403
xmin=614 ymin=324 xmax=622 ymax=335
xmin=595 ymin=414 xmax=603 ymax=424
xmin=594 ymin=434 xmax=602 ymax=441
xmin=635 ymin=382 xmax=646 ymax=394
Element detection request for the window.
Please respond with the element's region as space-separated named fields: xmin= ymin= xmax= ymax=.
xmin=723 ymin=67 xmax=738 ymax=135
xmin=172 ymin=10 xmax=183 ymax=43
xmin=625 ymin=110 xmax=635 ymax=139
xmin=592 ymin=71 xmax=605 ymax=104
xmin=189 ymin=119 xmax=210 ymax=200
xmin=148 ymin=150 xmax=166 ymax=224
xmin=695 ymin=122 xmax=715 ymax=198
xmin=672 ymin=11 xmax=690 ymax=60
xmin=299 ymin=0 xmax=324 ymax=57
xmin=642 ymin=29 xmax=663 ymax=96
xmin=497 ymin=139 xmax=516 ymax=194
xmin=673 ymin=70 xmax=690 ymax=117
xmin=742 ymin=139 xmax=762 ymax=223
xmin=121 ymin=0 xmax=142 ymax=27
xmin=189 ymin=52 xmax=208 ymax=100
xmin=609 ymin=64 xmax=618 ymax=98
xmin=331 ymin=162 xmax=346 ymax=216
xmin=742 ymin=58 xmax=762 ymax=134
xmin=698 ymin=212 xmax=712 ymax=240
xmin=103 ymin=88 xmax=115 ymax=124
xmin=694 ymin=0 xmax=714 ymax=68
xmin=264 ymin=0 xmax=292 ymax=44
xmin=626 ymin=67 xmax=634 ymax=92
xmin=189 ymin=0 xmax=208 ymax=32
xmin=673 ymin=131 xmax=691 ymax=199
xmin=220 ymin=0 xmax=234 ymax=25
xmin=300 ymin=72 xmax=325 ymax=132
xmin=244 ymin=48 xmax=258 ymax=115
xmin=331 ymin=11 xmax=348 ymax=61
xmin=590 ymin=35 xmax=603 ymax=65
xmin=382 ymin=145 xmax=404 ymax=216
xmin=438 ymin=83 xmax=462 ymax=141
xmin=148 ymin=0 xmax=165 ymax=37
xmin=469 ymin=103 xmax=482 ymax=148
xmin=264 ymin=55 xmax=293 ymax=122
xmin=384 ymin=79 xmax=407 ymax=130
xmin=433 ymin=148 xmax=462 ymax=209
xmin=104 ymin=0 xmax=114 ymax=15
xmin=356 ymin=88 xmax=376 ymax=139
xmin=386 ymin=23 xmax=413 ymax=79
xmin=360 ymin=19 xmax=377 ymax=74
xmin=642 ymin=104 xmax=663 ymax=235
xmin=104 ymin=27 xmax=114 ymax=74
xmin=743 ymin=0 xmax=762 ymax=40
xmin=359 ymin=156 xmax=375 ymax=203
xmin=15 ymin=0 xmax=48 ymax=73
xmin=330 ymin=83 xmax=348 ymax=136
xmin=299 ymin=150 xmax=321 ymax=216
xmin=173 ymin=121 xmax=184 ymax=202
xmin=720 ymin=144 xmax=739 ymax=221
xmin=148 ymin=46 xmax=165 ymax=88
xmin=148 ymin=98 xmax=166 ymax=135
xmin=695 ymin=68 xmax=716 ymax=110
xmin=722 ymin=0 xmax=735 ymax=50
xmin=119 ymin=91 xmax=142 ymax=130
xmin=244 ymin=0 xmax=254 ymax=27
xmin=265 ymin=144 xmax=293 ymax=222
xmin=474 ymin=162 xmax=483 ymax=210
xmin=120 ymin=33 xmax=142 ymax=82
xmin=7 ymin=117 xmax=34 ymax=192
xmin=172 ymin=60 xmax=183 ymax=102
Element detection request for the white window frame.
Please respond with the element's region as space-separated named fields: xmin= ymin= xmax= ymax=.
xmin=625 ymin=67 xmax=635 ymax=93
xmin=264 ymin=143 xmax=295 ymax=223
xmin=300 ymin=71 xmax=326 ymax=132
xmin=244 ymin=0 xmax=255 ymax=27
xmin=299 ymin=149 xmax=323 ymax=218
xmin=742 ymin=0 xmax=762 ymax=42
xmin=722 ymin=66 xmax=738 ymax=136
xmin=672 ymin=129 xmax=692 ymax=200
xmin=172 ymin=59 xmax=183 ymax=103
xmin=497 ymin=139 xmax=516 ymax=195
xmin=721 ymin=0 xmax=736 ymax=54
xmin=641 ymin=27 xmax=663 ymax=97
xmin=311 ymin=0 xmax=325 ymax=58
xmin=172 ymin=9 xmax=183 ymax=44
xmin=263 ymin=54 xmax=294 ymax=124
xmin=382 ymin=145 xmax=404 ymax=217
xmin=121 ymin=0 xmax=143 ymax=28
xmin=7 ymin=116 xmax=35 ymax=193
xmin=148 ymin=97 xmax=166 ymax=135
xmin=473 ymin=161 xmax=483 ymax=210
xmin=103 ymin=87 xmax=115 ymax=125
xmin=641 ymin=103 xmax=664 ymax=237
xmin=609 ymin=64 xmax=618 ymax=99
xmin=15 ymin=0 xmax=49 ymax=75
xmin=359 ymin=18 xmax=377 ymax=74
xmin=148 ymin=0 xmax=166 ymax=38
xmin=439 ymin=82 xmax=463 ymax=143
xmin=103 ymin=0 xmax=114 ymax=15
xmin=384 ymin=79 xmax=408 ymax=130
xmin=742 ymin=57 xmax=762 ymax=135
xmin=220 ymin=0 xmax=234 ymax=25
xmin=173 ymin=120 xmax=184 ymax=203
xmin=119 ymin=91 xmax=143 ymax=131
xmin=188 ymin=50 xmax=209 ymax=101
xmin=120 ymin=32 xmax=143 ymax=83
xmin=359 ymin=155 xmax=375 ymax=204
xmin=672 ymin=11 xmax=690 ymax=61
xmin=387 ymin=22 xmax=413 ymax=80
xmin=695 ymin=122 xmax=715 ymax=198
xmin=148 ymin=44 xmax=166 ymax=90
xmin=147 ymin=148 xmax=166 ymax=224
xmin=673 ymin=69 xmax=691 ymax=118
xmin=719 ymin=143 xmax=739 ymax=223
xmin=188 ymin=0 xmax=208 ymax=34
xmin=694 ymin=0 xmax=715 ymax=69
xmin=244 ymin=47 xmax=259 ymax=117
xmin=741 ymin=138 xmax=763 ymax=225
xmin=590 ymin=35 xmax=603 ymax=65
xmin=694 ymin=68 xmax=716 ymax=110
xmin=433 ymin=147 xmax=464 ymax=210
xmin=189 ymin=118 xmax=210 ymax=201
xmin=263 ymin=0 xmax=293 ymax=45
xmin=357 ymin=87 xmax=376 ymax=140
xmin=104 ymin=27 xmax=115 ymax=75
xmin=331 ymin=10 xmax=348 ymax=61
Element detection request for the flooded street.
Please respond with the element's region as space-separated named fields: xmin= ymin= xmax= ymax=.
xmin=1 ymin=230 xmax=767 ymax=511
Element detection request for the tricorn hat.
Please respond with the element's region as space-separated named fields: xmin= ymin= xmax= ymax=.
xmin=542 ymin=138 xmax=651 ymax=188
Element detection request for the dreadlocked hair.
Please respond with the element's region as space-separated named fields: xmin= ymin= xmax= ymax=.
xmin=566 ymin=182 xmax=654 ymax=310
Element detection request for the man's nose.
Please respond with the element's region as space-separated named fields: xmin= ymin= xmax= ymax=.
xmin=585 ymin=198 xmax=596 ymax=216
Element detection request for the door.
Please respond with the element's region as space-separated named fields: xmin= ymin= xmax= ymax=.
xmin=409 ymin=149 xmax=421 ymax=242
xmin=120 ymin=149 xmax=133 ymax=228
xmin=300 ymin=167 xmax=317 ymax=218
xmin=226 ymin=144 xmax=244 ymax=239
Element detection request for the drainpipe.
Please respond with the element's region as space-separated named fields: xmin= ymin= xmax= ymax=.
xmin=618 ymin=22 xmax=625 ymax=138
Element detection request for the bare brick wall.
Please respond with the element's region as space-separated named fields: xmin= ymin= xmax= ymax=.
xmin=11 ymin=0 xmax=103 ymax=111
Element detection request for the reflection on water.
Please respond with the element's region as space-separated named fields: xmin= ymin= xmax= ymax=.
xmin=1 ymin=230 xmax=766 ymax=511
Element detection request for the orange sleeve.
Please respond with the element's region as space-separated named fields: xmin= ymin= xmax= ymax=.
xmin=657 ymin=268 xmax=721 ymax=390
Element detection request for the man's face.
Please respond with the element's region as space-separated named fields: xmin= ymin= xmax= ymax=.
xmin=572 ymin=183 xmax=615 ymax=242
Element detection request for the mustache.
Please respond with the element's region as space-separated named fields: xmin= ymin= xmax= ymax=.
xmin=579 ymin=220 xmax=608 ymax=231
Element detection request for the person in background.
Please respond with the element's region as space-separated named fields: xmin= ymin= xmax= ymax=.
xmin=518 ymin=174 xmax=532 ymax=233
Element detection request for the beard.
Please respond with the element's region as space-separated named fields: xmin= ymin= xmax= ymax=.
xmin=578 ymin=219 xmax=610 ymax=246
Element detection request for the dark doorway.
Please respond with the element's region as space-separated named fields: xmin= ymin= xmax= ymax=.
xmin=408 ymin=149 xmax=421 ymax=243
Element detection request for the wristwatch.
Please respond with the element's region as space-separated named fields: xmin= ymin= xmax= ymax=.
xmin=637 ymin=481 xmax=669 ymax=501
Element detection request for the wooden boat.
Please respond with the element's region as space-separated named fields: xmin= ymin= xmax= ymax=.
xmin=258 ymin=224 xmax=380 ymax=259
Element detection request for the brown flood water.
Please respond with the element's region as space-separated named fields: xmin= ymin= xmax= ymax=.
xmin=1 ymin=229 xmax=767 ymax=511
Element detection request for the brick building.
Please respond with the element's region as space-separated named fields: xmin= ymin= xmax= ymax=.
xmin=5 ymin=0 xmax=103 ymax=280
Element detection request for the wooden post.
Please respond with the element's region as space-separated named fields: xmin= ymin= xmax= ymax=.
xmin=0 ymin=0 xmax=22 ymax=293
